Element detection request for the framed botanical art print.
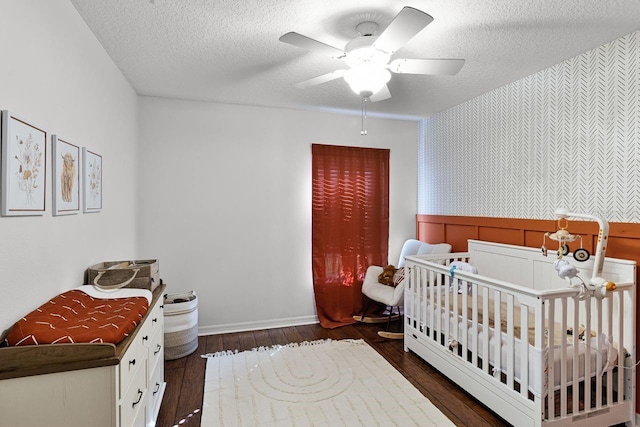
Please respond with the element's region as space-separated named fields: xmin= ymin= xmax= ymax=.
xmin=1 ymin=110 xmax=47 ymax=216
xmin=82 ymin=147 xmax=102 ymax=213
xmin=52 ymin=135 xmax=80 ymax=216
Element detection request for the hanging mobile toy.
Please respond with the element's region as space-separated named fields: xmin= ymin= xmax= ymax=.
xmin=573 ymin=246 xmax=590 ymax=262
xmin=541 ymin=217 xmax=591 ymax=261
xmin=543 ymin=208 xmax=615 ymax=300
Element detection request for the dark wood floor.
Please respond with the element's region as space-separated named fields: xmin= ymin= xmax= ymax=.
xmin=156 ymin=322 xmax=510 ymax=427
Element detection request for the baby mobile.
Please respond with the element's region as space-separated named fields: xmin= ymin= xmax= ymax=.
xmin=541 ymin=217 xmax=590 ymax=261
xmin=541 ymin=208 xmax=616 ymax=299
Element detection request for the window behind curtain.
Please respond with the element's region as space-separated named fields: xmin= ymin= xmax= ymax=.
xmin=311 ymin=144 xmax=390 ymax=328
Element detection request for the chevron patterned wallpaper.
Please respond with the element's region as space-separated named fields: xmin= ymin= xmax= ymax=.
xmin=419 ymin=31 xmax=640 ymax=223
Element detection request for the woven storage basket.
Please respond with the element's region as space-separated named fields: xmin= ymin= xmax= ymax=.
xmin=88 ymin=259 xmax=160 ymax=291
xmin=164 ymin=291 xmax=198 ymax=360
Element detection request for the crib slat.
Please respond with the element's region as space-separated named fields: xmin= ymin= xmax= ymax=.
xmin=494 ymin=289 xmax=501 ymax=381
xmin=482 ymin=286 xmax=489 ymax=375
xmin=506 ymin=294 xmax=514 ymax=389
xmin=409 ymin=265 xmax=415 ymax=328
xmin=519 ymin=304 xmax=528 ymax=398
xmin=419 ymin=266 xmax=424 ymax=331
xmin=534 ymin=298 xmax=544 ymax=350
xmin=534 ymin=294 xmax=545 ymax=421
xmin=461 ymin=277 xmax=468 ymax=358
xmin=452 ymin=274 xmax=458 ymax=349
xmin=595 ymin=298 xmax=603 ymax=409
xmin=572 ymin=295 xmax=580 ymax=418
xmin=441 ymin=272 xmax=446 ymax=339
xmin=606 ymin=294 xmax=613 ymax=405
xmin=426 ymin=269 xmax=432 ymax=333
xmin=560 ymin=297 xmax=567 ymax=418
xmin=415 ymin=266 xmax=421 ymax=330
xmin=427 ymin=269 xmax=432 ymax=333
xmin=617 ymin=290 xmax=624 ymax=404
xmin=412 ymin=265 xmax=416 ymax=322
xmin=444 ymin=274 xmax=450 ymax=344
xmin=413 ymin=268 xmax=422 ymax=334
xmin=416 ymin=270 xmax=433 ymax=334
xmin=407 ymin=264 xmax=414 ymax=328
xmin=414 ymin=268 xmax=424 ymax=335
xmin=414 ymin=266 xmax=419 ymax=330
xmin=584 ymin=297 xmax=592 ymax=412
xmin=472 ymin=283 xmax=478 ymax=367
xmin=548 ymin=298 xmax=555 ymax=420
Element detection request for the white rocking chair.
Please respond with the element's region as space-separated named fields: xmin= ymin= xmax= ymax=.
xmin=356 ymin=239 xmax=452 ymax=339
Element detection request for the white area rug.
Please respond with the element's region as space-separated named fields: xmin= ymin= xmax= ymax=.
xmin=201 ymin=339 xmax=454 ymax=426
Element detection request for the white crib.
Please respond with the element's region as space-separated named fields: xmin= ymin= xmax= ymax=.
xmin=404 ymin=240 xmax=636 ymax=427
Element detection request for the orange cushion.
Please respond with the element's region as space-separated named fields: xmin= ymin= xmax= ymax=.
xmin=6 ymin=289 xmax=149 ymax=346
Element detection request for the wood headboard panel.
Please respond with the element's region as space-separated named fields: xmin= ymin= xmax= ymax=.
xmin=417 ymin=214 xmax=640 ymax=411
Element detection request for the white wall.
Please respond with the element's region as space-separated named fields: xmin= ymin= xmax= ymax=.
xmin=138 ymin=97 xmax=418 ymax=333
xmin=419 ymin=30 xmax=640 ymax=223
xmin=0 ymin=0 xmax=138 ymax=332
xmin=0 ymin=0 xmax=417 ymax=336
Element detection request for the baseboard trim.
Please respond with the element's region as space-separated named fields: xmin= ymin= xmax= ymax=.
xmin=198 ymin=315 xmax=319 ymax=336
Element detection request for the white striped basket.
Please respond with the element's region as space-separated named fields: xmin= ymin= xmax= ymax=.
xmin=164 ymin=291 xmax=198 ymax=360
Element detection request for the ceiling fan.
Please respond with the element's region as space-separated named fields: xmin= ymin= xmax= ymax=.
xmin=279 ymin=6 xmax=465 ymax=103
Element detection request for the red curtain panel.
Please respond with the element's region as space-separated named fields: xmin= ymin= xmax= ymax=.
xmin=311 ymin=144 xmax=389 ymax=328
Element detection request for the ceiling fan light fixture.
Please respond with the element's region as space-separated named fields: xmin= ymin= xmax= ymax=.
xmin=344 ymin=36 xmax=391 ymax=68
xmin=343 ymin=65 xmax=391 ymax=97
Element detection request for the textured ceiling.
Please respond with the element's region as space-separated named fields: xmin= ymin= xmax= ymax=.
xmin=69 ymin=0 xmax=640 ymax=119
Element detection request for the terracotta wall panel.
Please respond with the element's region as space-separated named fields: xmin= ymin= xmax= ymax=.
xmin=478 ymin=227 xmax=522 ymax=246
xmin=417 ymin=222 xmax=445 ymax=244
xmin=524 ymin=230 xmax=547 ymax=249
xmin=443 ymin=224 xmax=477 ymax=252
xmin=608 ymin=236 xmax=640 ymax=261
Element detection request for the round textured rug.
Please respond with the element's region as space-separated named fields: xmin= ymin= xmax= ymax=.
xmin=201 ymin=339 xmax=454 ymax=426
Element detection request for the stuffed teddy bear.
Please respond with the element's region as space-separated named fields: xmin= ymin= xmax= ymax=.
xmin=378 ymin=265 xmax=397 ymax=286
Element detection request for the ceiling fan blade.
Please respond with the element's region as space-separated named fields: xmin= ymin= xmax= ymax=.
xmin=370 ymin=84 xmax=391 ymax=102
xmin=373 ymin=7 xmax=434 ymax=54
xmin=389 ymin=58 xmax=465 ymax=75
xmin=292 ymin=69 xmax=347 ymax=89
xmin=279 ymin=32 xmax=346 ymax=59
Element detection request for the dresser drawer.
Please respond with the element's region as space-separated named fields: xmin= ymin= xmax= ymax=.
xmin=135 ymin=298 xmax=162 ymax=352
xmin=119 ymin=356 xmax=147 ymax=427
xmin=119 ymin=333 xmax=144 ymax=398
xmin=147 ymin=354 xmax=165 ymax=426
xmin=147 ymin=300 xmax=163 ymax=337
xmin=149 ymin=328 xmax=163 ymax=371
xmin=137 ymin=312 xmax=154 ymax=350
xmin=149 ymin=362 xmax=164 ymax=406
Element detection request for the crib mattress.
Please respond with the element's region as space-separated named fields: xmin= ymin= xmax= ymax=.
xmin=421 ymin=293 xmax=617 ymax=397
xmin=6 ymin=287 xmax=150 ymax=346
xmin=445 ymin=291 xmax=559 ymax=346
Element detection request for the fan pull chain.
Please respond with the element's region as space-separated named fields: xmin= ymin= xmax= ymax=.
xmin=360 ymin=96 xmax=368 ymax=136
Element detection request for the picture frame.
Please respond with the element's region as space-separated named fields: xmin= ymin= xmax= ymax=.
xmin=1 ymin=110 xmax=47 ymax=216
xmin=52 ymin=135 xmax=80 ymax=216
xmin=82 ymin=147 xmax=102 ymax=213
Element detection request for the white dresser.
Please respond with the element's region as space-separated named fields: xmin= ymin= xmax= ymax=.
xmin=0 ymin=284 xmax=166 ymax=427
